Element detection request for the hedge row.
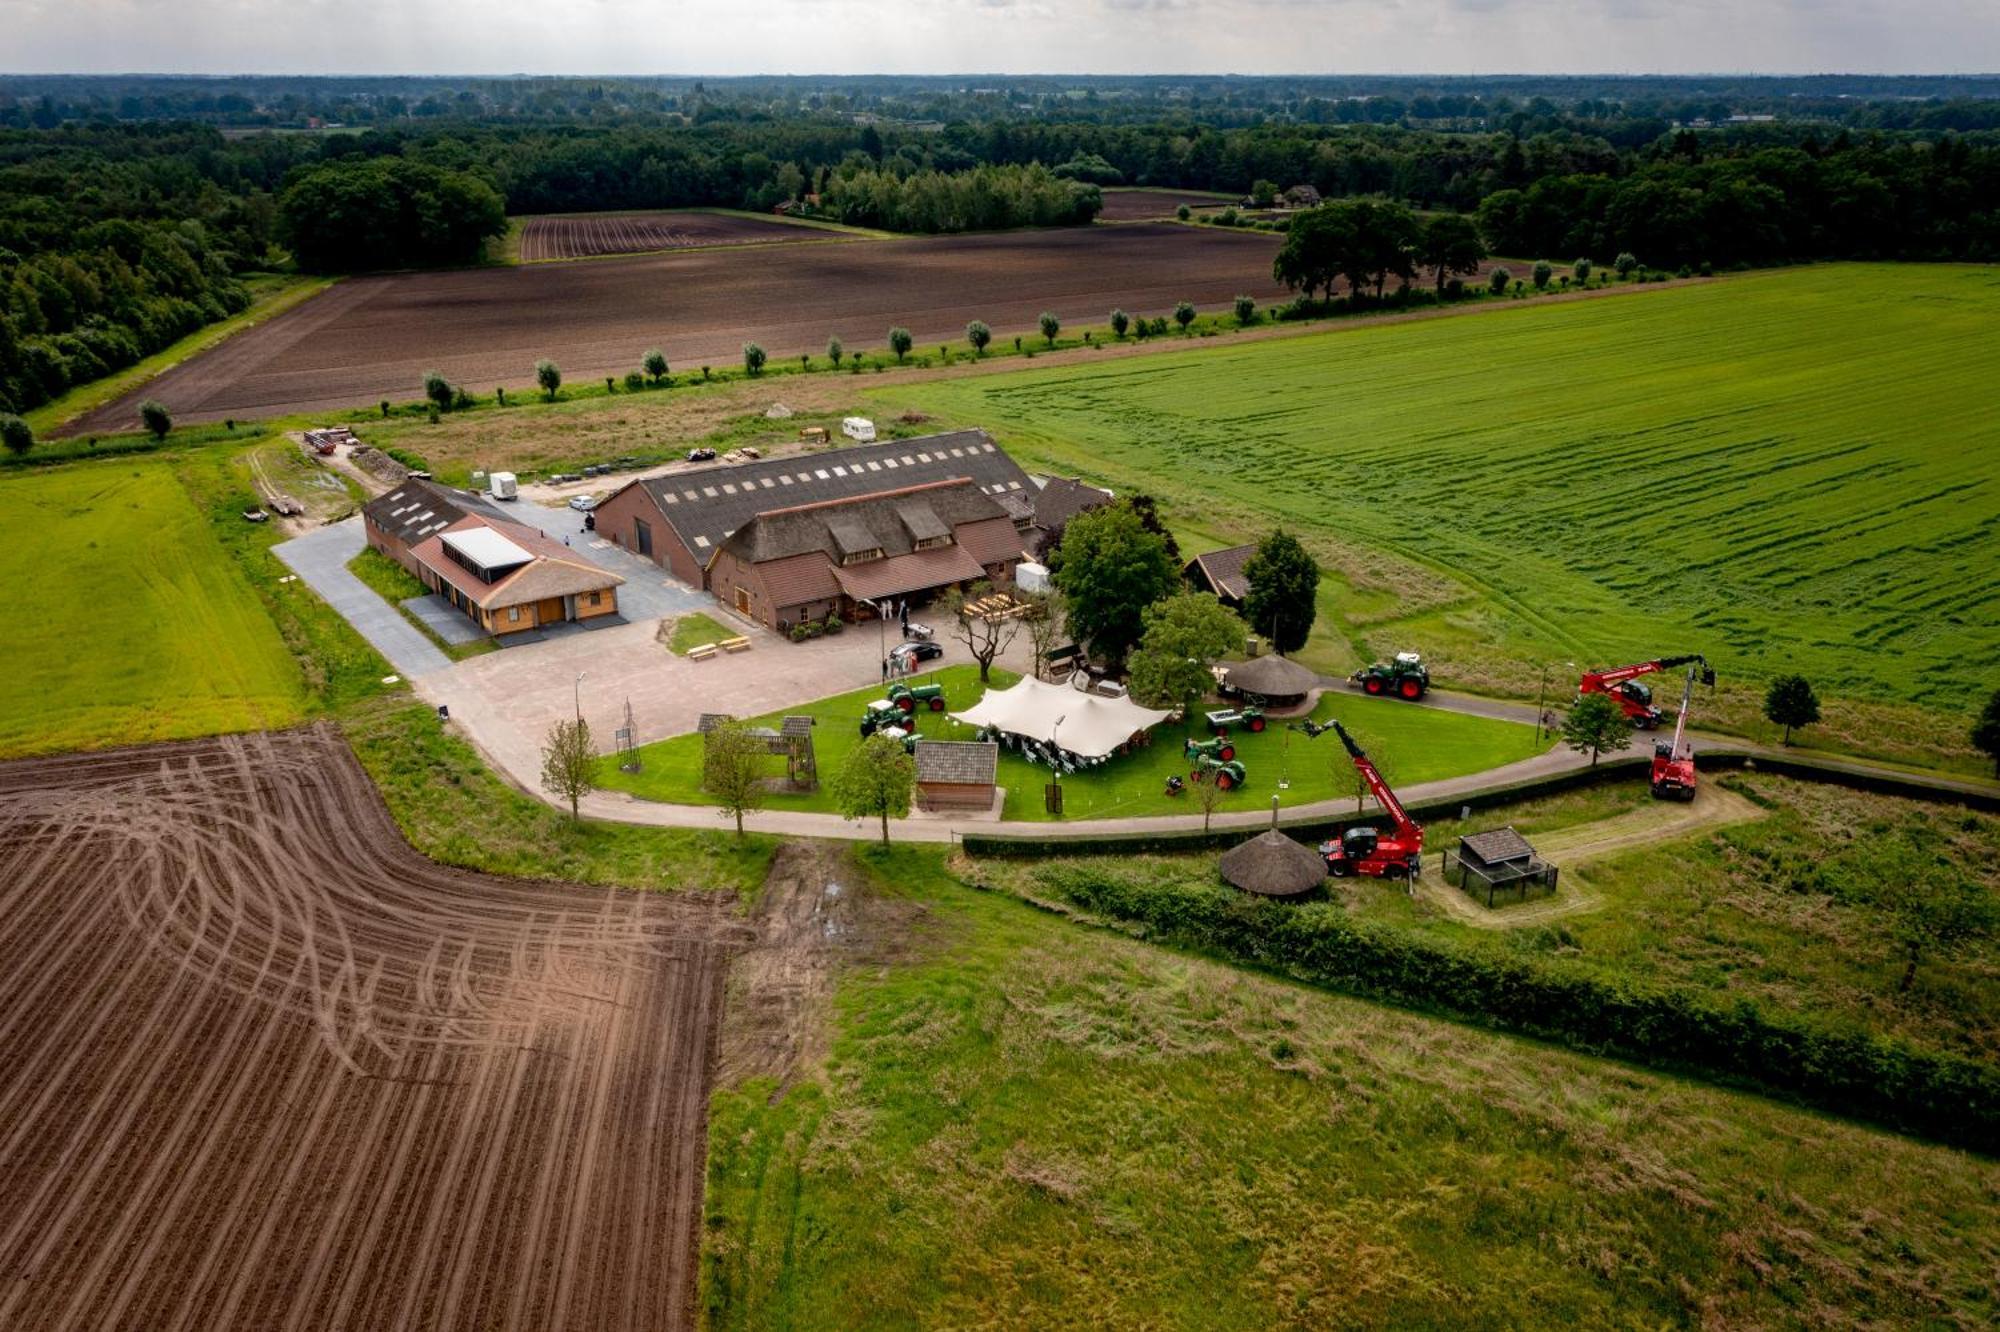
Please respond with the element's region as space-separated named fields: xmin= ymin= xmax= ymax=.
xmin=1031 ymin=864 xmax=2000 ymax=1153
xmin=964 ymin=749 xmax=1999 ymax=860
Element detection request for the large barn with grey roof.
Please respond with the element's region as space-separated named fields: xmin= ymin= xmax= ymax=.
xmin=593 ymin=429 xmax=1041 ymax=586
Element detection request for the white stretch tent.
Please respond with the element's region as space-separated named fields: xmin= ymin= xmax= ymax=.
xmin=952 ymin=677 xmax=1171 ymax=760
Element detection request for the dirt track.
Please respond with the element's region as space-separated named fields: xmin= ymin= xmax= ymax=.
xmin=518 ymin=211 xmax=832 ymax=262
xmin=67 ymin=223 xmax=1286 ymax=434
xmin=0 ymin=726 xmax=751 ymax=1331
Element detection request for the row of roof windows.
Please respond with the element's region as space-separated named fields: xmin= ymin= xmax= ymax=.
xmin=659 ymin=447 xmax=998 ymax=506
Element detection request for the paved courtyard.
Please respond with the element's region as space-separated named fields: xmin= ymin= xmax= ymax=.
xmin=275 ymin=518 xmax=451 ymax=678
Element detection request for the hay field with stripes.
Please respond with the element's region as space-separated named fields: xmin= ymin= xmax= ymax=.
xmin=885 ymin=265 xmax=1999 ymax=709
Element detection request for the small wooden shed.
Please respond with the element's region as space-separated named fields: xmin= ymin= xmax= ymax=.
xmin=914 ymin=740 xmax=999 ymax=811
xmin=1447 ymin=825 xmax=1560 ymax=907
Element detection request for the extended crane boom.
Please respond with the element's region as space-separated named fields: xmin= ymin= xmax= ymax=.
xmin=1320 ymin=721 xmax=1425 ymax=879
xmin=1579 ymin=654 xmax=1714 ymax=729
xmin=1649 ymin=660 xmax=1712 ymax=800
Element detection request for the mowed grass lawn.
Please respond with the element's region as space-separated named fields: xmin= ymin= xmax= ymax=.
xmin=598 ymin=663 xmax=1542 ymax=822
xmin=875 ymin=264 xmax=2000 ymax=714
xmin=0 ymin=462 xmax=304 ymax=757
xmin=704 ymin=847 xmax=2000 ymax=1328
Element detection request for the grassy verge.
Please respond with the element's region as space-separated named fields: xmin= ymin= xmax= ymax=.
xmin=342 ymin=698 xmax=773 ymax=896
xmin=597 ymin=662 xmax=1543 ymax=822
xmin=345 ymin=546 xmax=496 ymax=661
xmin=664 ymin=611 xmax=738 ymax=656
xmin=704 ymin=845 xmax=2000 ymax=1327
xmin=27 ymin=274 xmax=335 ymax=438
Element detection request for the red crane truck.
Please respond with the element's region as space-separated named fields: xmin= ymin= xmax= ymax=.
xmin=1649 ymin=660 xmax=1712 ymax=801
xmin=1578 ymin=654 xmax=1713 ymax=729
xmin=1319 ymin=721 xmax=1425 ymax=879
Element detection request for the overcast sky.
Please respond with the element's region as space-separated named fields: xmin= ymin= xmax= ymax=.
xmin=7 ymin=0 xmax=1997 ymax=76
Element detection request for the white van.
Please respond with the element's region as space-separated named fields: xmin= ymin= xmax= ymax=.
xmin=841 ymin=416 xmax=877 ymax=443
xmin=488 ymin=471 xmax=518 ymax=500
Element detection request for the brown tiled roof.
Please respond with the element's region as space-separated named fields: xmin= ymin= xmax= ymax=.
xmin=410 ymin=514 xmax=623 ymax=611
xmin=755 ymin=551 xmax=843 ymax=608
xmin=720 ymin=478 xmax=1009 ymax=566
xmin=915 ymin=740 xmax=998 ymax=785
xmin=833 ymin=545 xmax=986 ymax=602
xmin=957 ymin=515 xmax=1028 ymax=566
xmin=1032 ymin=475 xmax=1115 ymax=531
xmin=1460 ymin=827 xmax=1536 ymax=867
xmin=1186 ymin=543 xmax=1257 ymax=602
xmin=616 ymin=428 xmax=1033 ymax=557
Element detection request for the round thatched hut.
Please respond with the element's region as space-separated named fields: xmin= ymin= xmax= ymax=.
xmin=1219 ymin=829 xmax=1327 ymax=898
xmin=1221 ymin=654 xmax=1319 ymax=708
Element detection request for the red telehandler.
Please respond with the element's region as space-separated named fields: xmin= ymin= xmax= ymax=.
xmin=1578 ymin=654 xmax=1714 ymax=729
xmin=1649 ymin=660 xmax=1713 ymax=801
xmin=1318 ymin=720 xmax=1425 ymax=879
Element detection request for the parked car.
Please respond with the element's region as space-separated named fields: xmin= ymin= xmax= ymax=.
xmin=687 ymin=447 xmax=717 ymax=462
xmin=568 ymin=495 xmax=597 ymax=512
xmin=890 ymin=641 xmax=943 ymax=667
xmin=902 ymin=621 xmax=934 ymax=642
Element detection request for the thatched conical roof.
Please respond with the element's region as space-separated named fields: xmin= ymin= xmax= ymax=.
xmin=1222 ymin=654 xmax=1319 ymax=700
xmin=1219 ymin=829 xmax=1326 ymax=897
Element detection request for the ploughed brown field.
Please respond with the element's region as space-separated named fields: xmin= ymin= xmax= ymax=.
xmin=68 ymin=223 xmax=1286 ymax=433
xmin=1095 ymin=188 xmax=1234 ymax=222
xmin=0 ymin=727 xmax=749 ymax=1332
xmin=517 ymin=209 xmax=837 ymax=261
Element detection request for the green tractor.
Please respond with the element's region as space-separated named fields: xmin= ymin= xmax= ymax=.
xmin=1351 ymin=651 xmax=1430 ymax=701
xmin=889 ymin=682 xmax=947 ymax=713
xmin=1189 ymin=753 xmax=1248 ymax=790
xmin=1205 ymin=706 xmax=1266 ymax=735
xmin=860 ymin=699 xmax=905 ymax=737
xmin=1186 ymin=734 xmax=1237 ymax=763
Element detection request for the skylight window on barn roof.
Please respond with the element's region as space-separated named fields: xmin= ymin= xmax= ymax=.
xmin=694 ymin=535 xmax=711 ymax=548
xmin=916 ymin=452 xmax=932 ymax=462
xmin=779 ymin=475 xmax=794 ymax=484
xmin=814 ymin=469 xmax=830 ymax=479
xmin=683 ymin=489 xmax=698 ymax=500
xmin=662 ymin=492 xmax=678 ymax=503
xmin=703 ymin=486 xmax=718 ymax=497
xmin=760 ymin=477 xmax=775 ymax=487
xmin=867 ymin=461 xmax=881 ymax=471
xmin=722 ymin=483 xmax=738 ymax=494
xmin=832 ymin=466 xmax=847 ymax=477
xmin=883 ymin=457 xmax=898 ymax=468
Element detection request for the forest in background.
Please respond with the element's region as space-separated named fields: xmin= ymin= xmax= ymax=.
xmin=2 ymin=73 xmax=1997 ymax=418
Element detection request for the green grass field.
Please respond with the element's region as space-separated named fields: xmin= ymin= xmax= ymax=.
xmin=664 ymin=611 xmax=737 ymax=655
xmin=0 ymin=461 xmax=307 ymax=757
xmin=704 ymin=846 xmax=2000 ymax=1328
xmin=597 ymin=663 xmax=1542 ymax=821
xmin=874 ymin=264 xmax=2000 ymax=735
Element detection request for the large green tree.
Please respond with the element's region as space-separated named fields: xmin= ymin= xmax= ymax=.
xmin=280 ymin=157 xmax=506 ymax=273
xmin=1241 ymin=530 xmax=1321 ymax=655
xmin=1417 ymin=213 xmax=1487 ymax=293
xmin=1272 ymin=197 xmax=1421 ymax=302
xmin=1763 ymin=674 xmax=1821 ymax=745
xmin=832 ymin=734 xmax=916 ymax=846
xmin=1048 ymin=502 xmax=1179 ymax=666
xmin=1972 ymin=688 xmax=2000 ymax=778
xmin=1127 ymin=592 xmax=1244 ymax=716
xmin=1561 ymin=694 xmax=1634 ymax=766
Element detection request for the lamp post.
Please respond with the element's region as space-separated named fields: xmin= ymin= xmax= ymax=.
xmin=574 ymin=670 xmax=586 ymax=722
xmin=1051 ymin=714 xmax=1067 ymax=817
xmin=1536 ymin=661 xmax=1575 ymax=744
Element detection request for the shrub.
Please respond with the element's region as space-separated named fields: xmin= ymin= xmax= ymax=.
xmin=422 ymin=369 xmax=453 ymax=411
xmin=379 ymin=400 xmax=390 ymax=418
xmin=1110 ymin=308 xmax=1130 ymax=338
xmin=1615 ymin=251 xmax=1639 ymax=277
xmin=605 ymin=376 xmax=616 ymax=393
xmin=1444 ymin=278 xmax=1464 ymax=299
xmin=1573 ymin=257 xmax=1592 ymax=283
xmin=1532 ymin=260 xmax=1553 ymax=290
xmin=966 ymin=320 xmax=993 ymax=356
xmin=643 ymin=348 xmax=668 ymax=383
xmin=623 ymin=370 xmax=646 ymax=392
xmin=496 ymin=387 xmax=506 ymax=405
xmin=139 ymin=399 xmax=172 ymax=440
xmin=822 ymin=614 xmax=844 ymax=635
xmin=1176 ymin=203 xmax=1191 ymax=221
xmin=1488 ymin=266 xmax=1511 ymax=294
xmin=1038 ymin=311 xmax=1061 ymax=346
xmin=1174 ymin=300 xmax=1197 ymax=332
xmin=830 ymin=334 xmax=848 ymax=366
xmin=884 ymin=329 xmax=908 ymax=363
xmin=0 ymin=413 xmax=32 ymax=457
xmin=1700 ymin=260 xmax=1715 ymax=277
xmin=452 ymin=388 xmax=474 ymax=410
xmin=535 ymin=359 xmax=561 ymax=400
xmin=1232 ymin=294 xmax=1256 ymax=325
xmin=742 ymin=343 xmax=767 ymax=375
xmin=1677 ymin=264 xmax=1693 ymax=279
